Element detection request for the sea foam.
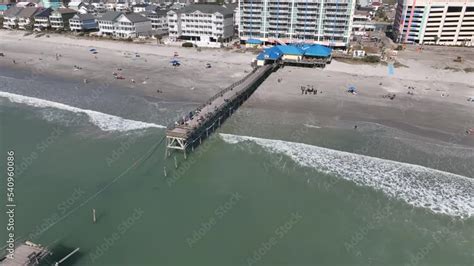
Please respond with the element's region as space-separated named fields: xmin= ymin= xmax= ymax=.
xmin=220 ymin=133 xmax=474 ymax=219
xmin=0 ymin=91 xmax=165 ymax=132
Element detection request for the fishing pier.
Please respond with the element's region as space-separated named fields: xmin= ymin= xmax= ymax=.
xmin=165 ymin=64 xmax=277 ymax=157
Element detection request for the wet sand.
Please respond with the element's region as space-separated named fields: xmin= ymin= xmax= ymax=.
xmin=1 ymin=31 xmax=473 ymax=148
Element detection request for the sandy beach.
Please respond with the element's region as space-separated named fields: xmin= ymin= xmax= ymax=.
xmin=2 ymin=31 xmax=474 ymax=265
xmin=0 ymin=31 xmax=255 ymax=103
xmin=1 ymin=30 xmax=473 ymax=147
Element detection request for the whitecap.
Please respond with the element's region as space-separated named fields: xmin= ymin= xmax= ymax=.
xmin=0 ymin=91 xmax=165 ymax=132
xmin=220 ymin=133 xmax=474 ymax=219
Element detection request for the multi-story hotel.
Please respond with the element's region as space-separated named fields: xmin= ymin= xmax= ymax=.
xmin=168 ymin=4 xmax=234 ymax=46
xmin=394 ymin=0 xmax=474 ymax=46
xmin=238 ymin=0 xmax=356 ymax=47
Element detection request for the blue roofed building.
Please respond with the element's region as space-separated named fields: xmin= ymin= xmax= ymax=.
xmin=256 ymin=43 xmax=332 ymax=67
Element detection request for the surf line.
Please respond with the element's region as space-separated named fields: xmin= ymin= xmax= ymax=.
xmin=0 ymin=91 xmax=165 ymax=132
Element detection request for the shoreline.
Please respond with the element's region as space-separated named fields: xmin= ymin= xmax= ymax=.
xmin=1 ymin=30 xmax=473 ymax=149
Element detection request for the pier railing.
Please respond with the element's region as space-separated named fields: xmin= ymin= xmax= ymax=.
xmin=165 ymin=64 xmax=277 ymax=157
xmin=166 ymin=67 xmax=260 ymax=130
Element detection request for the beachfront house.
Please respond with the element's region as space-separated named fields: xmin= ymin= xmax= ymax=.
xmin=2 ymin=6 xmax=22 ymax=29
xmin=115 ymin=0 xmax=130 ymax=11
xmin=114 ymin=12 xmax=152 ymax=38
xmin=104 ymin=0 xmax=117 ymax=11
xmin=15 ymin=1 xmax=39 ymax=8
xmin=17 ymin=7 xmax=44 ymax=30
xmin=97 ymin=10 xmax=122 ymax=36
xmin=143 ymin=8 xmax=168 ymax=34
xmin=68 ymin=0 xmax=85 ymax=11
xmin=0 ymin=0 xmax=13 ymax=15
xmin=132 ymin=3 xmax=147 ymax=12
xmin=89 ymin=0 xmax=106 ymax=12
xmin=49 ymin=8 xmax=77 ymax=30
xmin=33 ymin=7 xmax=53 ymax=31
xmin=167 ymin=4 xmax=234 ymax=47
xmin=69 ymin=13 xmax=98 ymax=31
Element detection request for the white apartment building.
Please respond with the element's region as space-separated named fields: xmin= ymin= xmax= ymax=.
xmin=114 ymin=12 xmax=152 ymax=38
xmin=167 ymin=4 xmax=234 ymax=46
xmin=394 ymin=0 xmax=474 ymax=46
xmin=97 ymin=11 xmax=122 ymax=35
xmin=238 ymin=0 xmax=356 ymax=47
xmin=97 ymin=11 xmax=152 ymax=38
xmin=144 ymin=9 xmax=168 ymax=34
xmin=2 ymin=6 xmax=22 ymax=29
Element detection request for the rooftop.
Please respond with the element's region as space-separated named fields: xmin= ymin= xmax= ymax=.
xmin=172 ymin=4 xmax=233 ymax=16
xmin=17 ymin=6 xmax=42 ymax=18
xmin=97 ymin=10 xmax=122 ymax=21
xmin=3 ymin=6 xmax=22 ymax=16
xmin=257 ymin=44 xmax=332 ymax=61
xmin=121 ymin=12 xmax=150 ymax=23
xmin=54 ymin=8 xmax=77 ymax=14
xmin=72 ymin=13 xmax=96 ymax=20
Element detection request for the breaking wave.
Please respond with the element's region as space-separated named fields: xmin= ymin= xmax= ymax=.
xmin=0 ymin=91 xmax=165 ymax=132
xmin=220 ymin=134 xmax=474 ymax=219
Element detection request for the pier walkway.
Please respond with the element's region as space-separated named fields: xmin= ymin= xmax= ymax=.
xmin=166 ymin=64 xmax=276 ymax=157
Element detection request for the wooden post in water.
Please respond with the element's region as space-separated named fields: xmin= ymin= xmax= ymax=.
xmin=92 ymin=209 xmax=96 ymax=224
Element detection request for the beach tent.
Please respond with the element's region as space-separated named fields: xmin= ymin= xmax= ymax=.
xmin=170 ymin=59 xmax=181 ymax=66
xmin=347 ymin=86 xmax=357 ymax=93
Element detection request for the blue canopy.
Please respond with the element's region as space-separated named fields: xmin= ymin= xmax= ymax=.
xmin=246 ymin=38 xmax=263 ymax=45
xmin=275 ymin=45 xmax=304 ymax=55
xmin=303 ymin=45 xmax=332 ymax=57
xmin=257 ymin=46 xmax=283 ymax=61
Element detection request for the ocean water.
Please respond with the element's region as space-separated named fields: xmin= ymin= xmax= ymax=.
xmin=1 ymin=71 xmax=473 ymax=266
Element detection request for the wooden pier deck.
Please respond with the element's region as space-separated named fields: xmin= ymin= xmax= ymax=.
xmin=166 ymin=64 xmax=276 ymax=157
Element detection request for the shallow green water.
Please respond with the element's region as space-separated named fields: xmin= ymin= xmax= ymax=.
xmin=1 ymin=101 xmax=473 ymax=266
